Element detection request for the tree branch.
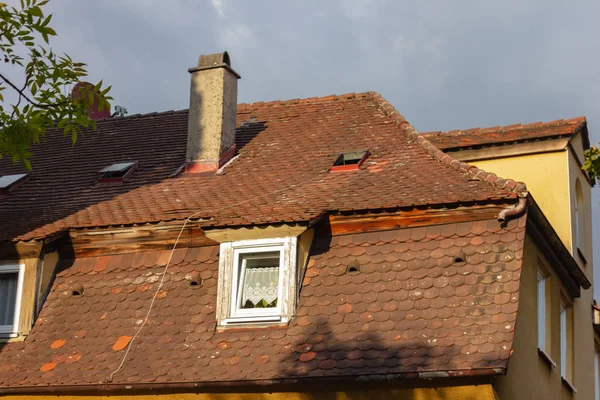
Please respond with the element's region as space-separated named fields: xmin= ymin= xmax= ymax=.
xmin=0 ymin=72 xmax=66 ymax=109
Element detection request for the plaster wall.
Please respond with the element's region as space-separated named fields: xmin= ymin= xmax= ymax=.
xmin=493 ymin=234 xmax=594 ymax=399
xmin=475 ymin=152 xmax=572 ymax=252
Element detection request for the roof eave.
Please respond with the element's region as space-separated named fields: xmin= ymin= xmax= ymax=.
xmin=0 ymin=367 xmax=505 ymax=395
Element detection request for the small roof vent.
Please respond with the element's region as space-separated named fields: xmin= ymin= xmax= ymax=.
xmin=99 ymin=162 xmax=137 ymax=182
xmin=0 ymin=173 xmax=29 ymax=194
xmin=330 ymin=150 xmax=369 ymax=172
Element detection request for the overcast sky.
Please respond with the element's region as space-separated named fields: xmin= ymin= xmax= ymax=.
xmin=35 ymin=0 xmax=600 ymax=293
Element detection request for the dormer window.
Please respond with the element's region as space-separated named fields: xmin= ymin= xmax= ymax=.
xmin=0 ymin=264 xmax=24 ymax=337
xmin=330 ymin=150 xmax=369 ymax=172
xmin=0 ymin=173 xmax=29 ymax=194
xmin=216 ymin=237 xmax=297 ymax=325
xmin=99 ymin=162 xmax=137 ymax=182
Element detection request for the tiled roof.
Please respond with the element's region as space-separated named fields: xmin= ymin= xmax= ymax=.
xmin=422 ymin=116 xmax=587 ymax=151
xmin=0 ymin=217 xmax=525 ymax=390
xmin=0 ymin=92 xmax=518 ymax=242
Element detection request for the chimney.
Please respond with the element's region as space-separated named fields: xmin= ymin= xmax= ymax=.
xmin=71 ymin=82 xmax=111 ymax=120
xmin=185 ymin=51 xmax=241 ymax=173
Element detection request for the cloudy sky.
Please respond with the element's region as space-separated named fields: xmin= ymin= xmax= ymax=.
xmin=21 ymin=0 xmax=600 ymax=290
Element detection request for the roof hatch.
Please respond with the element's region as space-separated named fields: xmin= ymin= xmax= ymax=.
xmin=0 ymin=173 xmax=29 ymax=194
xmin=99 ymin=162 xmax=137 ymax=182
xmin=330 ymin=150 xmax=369 ymax=172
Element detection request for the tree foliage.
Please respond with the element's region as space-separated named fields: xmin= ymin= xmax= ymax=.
xmin=583 ymin=146 xmax=600 ymax=180
xmin=0 ymin=0 xmax=111 ymax=169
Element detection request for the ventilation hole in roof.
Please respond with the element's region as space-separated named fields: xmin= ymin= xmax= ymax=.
xmin=0 ymin=173 xmax=29 ymax=194
xmin=185 ymin=274 xmax=203 ymax=289
xmin=98 ymin=161 xmax=138 ymax=182
xmin=189 ymin=277 xmax=203 ymax=288
xmin=346 ymin=261 xmax=361 ymax=275
xmin=330 ymin=150 xmax=369 ymax=172
xmin=453 ymin=252 xmax=467 ymax=265
xmin=69 ymin=283 xmax=84 ymax=297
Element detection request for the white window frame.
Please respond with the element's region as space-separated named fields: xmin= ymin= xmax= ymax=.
xmin=0 ymin=264 xmax=25 ymax=336
xmin=537 ymin=268 xmax=548 ymax=351
xmin=217 ymin=237 xmax=297 ymax=325
xmin=560 ymin=299 xmax=573 ymax=382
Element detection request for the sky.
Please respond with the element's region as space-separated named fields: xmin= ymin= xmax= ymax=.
xmin=15 ymin=1 xmax=600 ymax=291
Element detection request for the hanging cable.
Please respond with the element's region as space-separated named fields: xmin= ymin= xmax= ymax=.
xmin=106 ymin=170 xmax=327 ymax=382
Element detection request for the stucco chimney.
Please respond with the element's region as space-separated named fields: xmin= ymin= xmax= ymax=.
xmin=186 ymin=51 xmax=241 ymax=173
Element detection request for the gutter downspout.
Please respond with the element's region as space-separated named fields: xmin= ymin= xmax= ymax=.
xmin=497 ymin=193 xmax=528 ymax=223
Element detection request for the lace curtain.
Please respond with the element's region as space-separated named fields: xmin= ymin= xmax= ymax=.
xmin=241 ymin=265 xmax=280 ymax=308
xmin=0 ymin=272 xmax=18 ymax=326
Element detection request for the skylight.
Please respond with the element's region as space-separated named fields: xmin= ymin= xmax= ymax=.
xmin=330 ymin=150 xmax=369 ymax=172
xmin=0 ymin=174 xmax=29 ymax=194
xmin=99 ymin=162 xmax=137 ymax=182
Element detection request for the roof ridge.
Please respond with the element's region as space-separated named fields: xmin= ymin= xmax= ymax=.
xmin=237 ymin=92 xmax=372 ymax=110
xmin=423 ymin=115 xmax=586 ymax=136
xmin=90 ymin=92 xmax=374 ymax=123
xmin=369 ymin=91 xmax=528 ymax=198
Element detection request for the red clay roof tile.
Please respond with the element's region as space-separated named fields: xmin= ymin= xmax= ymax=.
xmin=422 ymin=116 xmax=587 ymax=151
xmin=0 ymin=92 xmax=519 ymax=242
xmin=0 ymin=216 xmax=525 ymax=389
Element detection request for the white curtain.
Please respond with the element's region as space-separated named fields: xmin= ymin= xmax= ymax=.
xmin=0 ymin=272 xmax=18 ymax=326
xmin=241 ymin=266 xmax=279 ymax=308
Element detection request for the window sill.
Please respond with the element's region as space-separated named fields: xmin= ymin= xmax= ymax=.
xmin=561 ymin=376 xmax=577 ymax=394
xmin=216 ymin=321 xmax=289 ymax=333
xmin=577 ymin=247 xmax=587 ymax=265
xmin=538 ymin=348 xmax=556 ymax=369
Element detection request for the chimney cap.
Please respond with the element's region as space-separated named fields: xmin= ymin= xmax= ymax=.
xmin=189 ymin=51 xmax=240 ymax=78
xmin=198 ymin=51 xmax=230 ymax=68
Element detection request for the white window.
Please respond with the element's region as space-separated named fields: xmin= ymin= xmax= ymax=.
xmin=217 ymin=237 xmax=297 ymax=325
xmin=537 ymin=268 xmax=549 ymax=352
xmin=0 ymin=264 xmax=24 ymax=336
xmin=560 ymin=299 xmax=573 ymax=382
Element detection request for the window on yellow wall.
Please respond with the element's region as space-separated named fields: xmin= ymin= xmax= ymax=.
xmin=560 ymin=297 xmax=575 ymax=390
xmin=575 ymin=179 xmax=586 ymax=262
xmin=537 ymin=265 xmax=551 ymax=357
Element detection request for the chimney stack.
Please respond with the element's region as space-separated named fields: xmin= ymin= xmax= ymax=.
xmin=186 ymin=51 xmax=241 ymax=173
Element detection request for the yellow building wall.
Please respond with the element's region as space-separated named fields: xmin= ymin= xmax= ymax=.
xmin=493 ymin=235 xmax=595 ymax=399
xmin=475 ymin=151 xmax=572 ymax=252
xmin=567 ymin=132 xmax=594 ymax=276
xmin=0 ymin=386 xmax=496 ymax=400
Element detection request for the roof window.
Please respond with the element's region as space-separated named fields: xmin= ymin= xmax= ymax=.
xmin=0 ymin=173 xmax=29 ymax=194
xmin=330 ymin=150 xmax=369 ymax=172
xmin=99 ymin=162 xmax=137 ymax=182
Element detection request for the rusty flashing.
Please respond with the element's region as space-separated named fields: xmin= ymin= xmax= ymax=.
xmin=185 ymin=144 xmax=237 ymax=174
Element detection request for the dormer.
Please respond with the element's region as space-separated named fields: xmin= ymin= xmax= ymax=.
xmin=205 ymin=225 xmax=314 ymax=327
xmin=0 ymin=241 xmax=60 ymax=341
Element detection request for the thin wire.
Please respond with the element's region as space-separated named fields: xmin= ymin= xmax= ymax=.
xmin=106 ymin=171 xmax=326 ymax=382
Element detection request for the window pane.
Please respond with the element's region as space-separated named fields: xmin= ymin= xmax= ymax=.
xmin=0 ymin=272 xmax=18 ymax=326
xmin=240 ymin=252 xmax=280 ymax=309
xmin=537 ymin=271 xmax=547 ymax=351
